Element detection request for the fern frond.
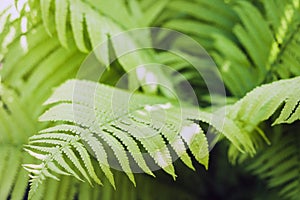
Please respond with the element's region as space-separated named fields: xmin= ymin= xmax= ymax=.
xmin=227 ymin=76 xmax=300 ymax=164
xmin=268 ymin=1 xmax=300 ymax=79
xmin=163 ymin=0 xmax=236 ymax=50
xmin=247 ymin=131 xmax=300 ymax=200
xmin=30 ymin=169 xmax=198 ymax=200
xmin=2 ymin=0 xmax=299 ymax=199
xmin=54 ymin=0 xmax=68 ymax=48
xmin=0 ymin=145 xmax=35 ymax=200
xmin=0 ymin=146 xmax=21 ymax=198
xmin=162 ymin=0 xmax=256 ymax=96
xmin=0 ymin=5 xmax=136 ymax=197
xmin=229 ymin=76 xmax=300 ymax=126
xmin=31 ymin=0 xmax=166 ymax=58
xmin=26 ymin=76 xmax=300 ymax=192
xmin=219 ymin=0 xmax=300 ymax=91
xmin=0 ymin=8 xmax=86 ymax=199
xmin=30 ymin=0 xmax=177 ymax=95
xmin=25 ymin=79 xmax=215 ymax=192
xmin=165 ymin=0 xmax=300 ymax=97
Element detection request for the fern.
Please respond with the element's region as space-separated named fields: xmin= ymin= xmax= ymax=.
xmin=26 ymin=0 xmax=177 ymax=96
xmin=246 ymin=130 xmax=300 ymax=200
xmin=163 ymin=0 xmax=237 ymax=49
xmin=0 ymin=81 xmax=37 ymax=199
xmin=227 ymin=76 xmax=300 ymax=162
xmin=262 ymin=0 xmax=300 ymax=78
xmin=229 ymin=76 xmax=300 ymax=126
xmin=0 ymin=0 xmax=184 ymax=199
xmin=1 ymin=0 xmax=300 ymax=199
xmin=164 ymin=0 xmax=300 ymax=97
xmin=24 ymin=79 xmax=211 ymax=197
xmin=24 ymin=76 xmax=300 ymax=196
xmin=0 ymin=3 xmax=88 ymax=199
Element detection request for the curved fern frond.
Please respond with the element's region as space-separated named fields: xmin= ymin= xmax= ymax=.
xmin=26 ymin=76 xmax=300 ymax=194
xmin=25 ymin=79 xmax=213 ymax=196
